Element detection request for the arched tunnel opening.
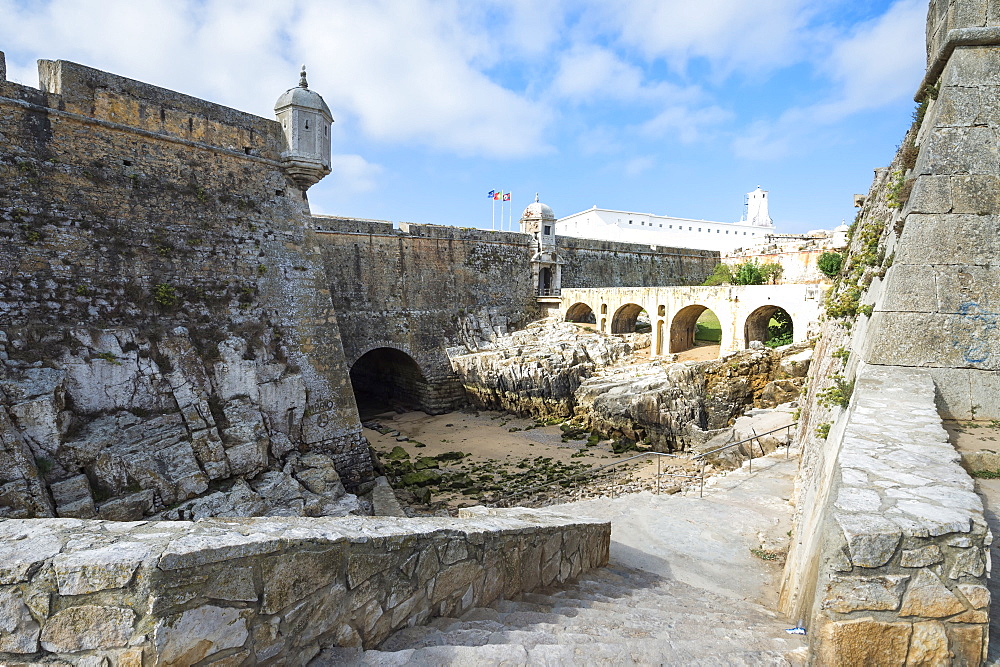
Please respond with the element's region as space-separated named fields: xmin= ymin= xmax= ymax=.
xmin=350 ymin=347 xmax=431 ymax=419
xmin=669 ymin=305 xmax=722 ymax=356
xmin=611 ymin=303 xmax=651 ymax=334
xmin=745 ymin=306 xmax=793 ymax=348
xmin=565 ymin=302 xmax=597 ymax=326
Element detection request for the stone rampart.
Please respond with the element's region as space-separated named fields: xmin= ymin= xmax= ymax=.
xmin=790 ymin=367 xmax=989 ymax=664
xmin=313 ymin=217 xmax=717 ymax=413
xmin=0 ymin=60 xmax=371 ymax=519
xmin=0 ymin=507 xmax=610 ymax=665
xmin=781 ymin=1 xmax=1000 ymax=662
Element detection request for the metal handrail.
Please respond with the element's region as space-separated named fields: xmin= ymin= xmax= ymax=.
xmin=536 ymin=288 xmax=562 ymax=297
xmin=486 ymin=421 xmax=799 ymax=506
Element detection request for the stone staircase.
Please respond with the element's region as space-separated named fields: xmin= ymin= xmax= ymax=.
xmin=314 ymin=562 xmax=806 ymax=665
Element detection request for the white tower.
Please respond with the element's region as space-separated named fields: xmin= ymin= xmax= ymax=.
xmin=274 ymin=66 xmax=333 ymax=189
xmin=746 ymin=186 xmax=773 ymax=227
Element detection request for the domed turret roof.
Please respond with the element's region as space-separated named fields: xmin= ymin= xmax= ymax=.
xmin=521 ymin=193 xmax=555 ymax=221
xmin=275 ymin=66 xmax=332 ymax=120
xmin=834 ymin=221 xmax=850 ymax=233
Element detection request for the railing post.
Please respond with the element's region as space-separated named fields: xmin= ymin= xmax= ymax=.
xmin=657 ymin=455 xmax=661 ymax=496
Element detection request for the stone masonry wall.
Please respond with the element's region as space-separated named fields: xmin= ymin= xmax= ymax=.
xmin=803 ymin=368 xmax=989 ymax=664
xmin=0 ymin=60 xmax=372 ymax=520
xmin=314 ymin=217 xmax=716 ymax=413
xmin=0 ymin=507 xmax=610 ymax=665
xmin=781 ymin=1 xmax=1000 ymax=662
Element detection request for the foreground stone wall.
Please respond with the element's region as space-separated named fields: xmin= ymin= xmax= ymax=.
xmin=0 ymin=59 xmax=372 ymax=519
xmin=795 ymin=368 xmax=989 ymax=664
xmin=0 ymin=508 xmax=609 ymax=665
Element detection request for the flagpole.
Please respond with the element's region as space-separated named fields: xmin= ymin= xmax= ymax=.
xmin=491 ymin=194 xmax=495 ymax=231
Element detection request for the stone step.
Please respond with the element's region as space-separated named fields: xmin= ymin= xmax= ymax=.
xmin=316 ymin=637 xmax=799 ymax=666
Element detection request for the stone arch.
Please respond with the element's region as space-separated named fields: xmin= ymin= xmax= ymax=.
xmin=611 ymin=303 xmax=650 ymax=334
xmin=669 ymin=304 xmax=721 ymax=353
xmin=744 ymin=305 xmax=794 ymax=348
xmin=565 ymin=302 xmax=596 ymax=324
xmin=349 ymin=347 xmax=431 ymax=417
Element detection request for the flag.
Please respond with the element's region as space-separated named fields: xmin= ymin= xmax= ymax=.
xmin=494 ymin=191 xmax=502 ymax=200
xmin=503 ymin=193 xmax=511 ymax=201
xmin=488 ymin=190 xmax=495 ymax=198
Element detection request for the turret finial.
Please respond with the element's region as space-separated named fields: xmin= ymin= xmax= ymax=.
xmin=535 ymin=193 xmax=539 ymax=203
xmin=299 ymin=65 xmax=308 ymax=88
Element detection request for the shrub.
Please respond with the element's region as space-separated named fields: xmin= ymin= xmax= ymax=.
xmin=702 ymin=263 xmax=733 ymax=286
xmin=817 ymin=252 xmax=843 ymax=278
xmin=732 ymin=261 xmax=764 ymax=285
xmin=759 ymin=263 xmax=783 ymax=285
xmin=152 ymin=283 xmax=178 ymax=308
xmin=816 ymin=422 xmax=831 ymax=439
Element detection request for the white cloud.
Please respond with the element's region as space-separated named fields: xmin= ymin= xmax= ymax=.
xmin=623 ymin=155 xmax=655 ymax=177
xmin=328 ymin=154 xmax=383 ymax=194
xmin=599 ymin=0 xmax=816 ymax=76
xmin=732 ymin=0 xmax=926 ymax=159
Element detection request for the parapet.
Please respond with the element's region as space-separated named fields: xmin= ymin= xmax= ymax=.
xmin=1 ymin=51 xmax=6 ymax=81
xmin=33 ymin=59 xmax=284 ymax=159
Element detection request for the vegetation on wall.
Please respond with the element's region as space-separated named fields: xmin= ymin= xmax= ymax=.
xmin=817 ymin=252 xmax=843 ymax=278
xmin=701 ymin=260 xmax=783 ymax=286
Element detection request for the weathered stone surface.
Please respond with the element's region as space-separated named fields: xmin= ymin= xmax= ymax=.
xmin=261 ymin=548 xmax=344 ymax=614
xmin=152 ymin=605 xmax=250 ymax=665
xmin=945 ymin=623 xmax=984 ymax=666
xmin=834 ymin=513 xmax=901 ymax=568
xmin=823 ymin=574 xmax=909 ymax=613
xmin=39 ymin=605 xmax=135 ymax=652
xmin=947 ymin=546 xmax=986 ymax=579
xmin=50 ymin=474 xmax=96 ymax=519
xmin=817 ymin=617 xmax=912 ymax=667
xmin=898 ymin=569 xmax=966 ymax=618
xmin=0 ymin=587 xmax=40 ymax=653
xmin=900 ymin=544 xmax=943 ymax=568
xmin=906 ymin=621 xmax=951 ymax=666
xmin=53 ymin=542 xmax=151 ymax=595
xmin=957 ymin=582 xmax=990 ymax=608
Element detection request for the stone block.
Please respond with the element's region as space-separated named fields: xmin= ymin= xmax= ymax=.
xmin=817 ymin=616 xmax=912 ymax=667
xmin=835 ymin=513 xmax=901 ymax=568
xmin=896 ymin=213 xmax=1000 ymax=267
xmin=260 ymin=548 xmax=344 ymax=615
xmin=970 ymin=369 xmax=1000 ymax=420
xmin=97 ymin=490 xmax=154 ymax=521
xmin=53 ymin=542 xmax=151 ymax=595
xmin=205 ymin=566 xmax=257 ymax=602
xmin=958 ymin=583 xmax=990 ymax=608
xmin=0 ymin=587 xmax=40 ymax=653
xmin=916 ymin=126 xmax=998 ymax=176
xmin=439 ymin=538 xmax=469 ymax=565
xmin=431 ymin=560 xmax=480 ymax=604
xmin=948 ymin=547 xmax=985 ymax=579
xmin=823 ymin=574 xmax=909 ymax=613
xmin=50 ymin=474 xmax=96 ymax=519
xmin=942 ymin=46 xmax=1000 ymax=90
xmin=950 ymin=174 xmax=1000 ymax=214
xmin=899 ymin=569 xmax=967 ymax=617
xmin=152 ymin=605 xmax=250 ymax=665
xmin=904 ymin=175 xmax=952 ymax=214
xmin=906 ymin=620 xmax=951 ymax=666
xmin=900 ymin=544 xmax=943 ymax=568
xmin=40 ymin=605 xmax=135 ymax=652
xmin=945 ymin=623 xmax=984 ymax=666
xmin=864 ymin=311 xmax=1000 ymax=371
xmin=934 ymin=86 xmax=984 ymax=128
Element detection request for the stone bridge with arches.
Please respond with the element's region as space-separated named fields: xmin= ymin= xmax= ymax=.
xmin=559 ymin=285 xmax=827 ymax=356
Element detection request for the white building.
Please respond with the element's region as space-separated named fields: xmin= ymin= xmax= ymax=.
xmin=556 ymin=187 xmax=775 ymax=253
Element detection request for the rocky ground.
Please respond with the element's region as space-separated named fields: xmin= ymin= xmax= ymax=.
xmin=366 ymin=405 xmax=796 ymax=517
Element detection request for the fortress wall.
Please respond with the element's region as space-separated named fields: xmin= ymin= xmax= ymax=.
xmin=557 ymin=236 xmax=718 ymax=288
xmin=782 ymin=2 xmax=1000 ymax=661
xmin=314 ymin=219 xmax=719 ymax=413
xmin=0 ymin=507 xmax=610 ymax=664
xmin=0 ymin=61 xmax=371 ymax=520
xmin=314 ymin=218 xmax=539 ymax=413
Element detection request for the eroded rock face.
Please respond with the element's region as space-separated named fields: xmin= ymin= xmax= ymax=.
xmin=0 ymin=327 xmax=365 ymax=520
xmin=450 ymin=320 xmax=811 ymax=451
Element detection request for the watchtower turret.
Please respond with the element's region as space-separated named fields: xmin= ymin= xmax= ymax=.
xmin=274 ymin=66 xmax=333 ymax=190
xmin=519 ymin=194 xmax=562 ymax=296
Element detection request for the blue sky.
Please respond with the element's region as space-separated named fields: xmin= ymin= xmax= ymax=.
xmin=1 ymin=0 xmax=927 ymax=234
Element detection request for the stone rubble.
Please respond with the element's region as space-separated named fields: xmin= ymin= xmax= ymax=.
xmin=450 ymin=318 xmax=812 ymax=452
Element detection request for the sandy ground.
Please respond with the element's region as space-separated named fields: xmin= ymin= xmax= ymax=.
xmin=944 ymin=419 xmax=1000 ymax=664
xmin=364 ymin=410 xmax=700 ymax=511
